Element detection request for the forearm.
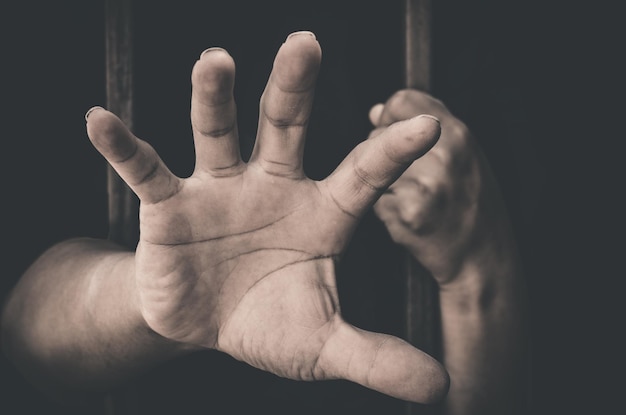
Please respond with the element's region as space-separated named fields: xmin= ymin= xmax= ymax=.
xmin=1 ymin=238 xmax=193 ymax=403
xmin=438 ymin=225 xmax=529 ymax=415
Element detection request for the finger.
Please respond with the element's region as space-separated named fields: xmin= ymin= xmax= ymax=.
xmin=323 ymin=115 xmax=440 ymax=218
xmin=250 ymin=31 xmax=321 ymax=177
xmin=318 ymin=319 xmax=449 ymax=404
xmin=85 ymin=107 xmax=181 ymax=204
xmin=377 ymin=89 xmax=447 ymax=127
xmin=368 ymin=103 xmax=384 ymax=126
xmin=377 ymin=92 xmax=419 ymax=127
xmin=191 ymin=47 xmax=242 ymax=175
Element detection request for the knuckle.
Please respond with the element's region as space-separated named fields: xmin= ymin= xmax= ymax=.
xmin=446 ymin=118 xmax=471 ymax=142
xmin=387 ymin=89 xmax=416 ymax=114
xmin=440 ymin=121 xmax=474 ymax=168
xmin=393 ymin=179 xmax=447 ymax=234
xmin=353 ymin=161 xmax=382 ymax=192
xmin=386 ymin=89 xmax=438 ymax=121
xmin=196 ymin=122 xmax=236 ymax=139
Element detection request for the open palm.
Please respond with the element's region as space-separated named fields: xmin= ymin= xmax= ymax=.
xmin=85 ymin=32 xmax=447 ymax=404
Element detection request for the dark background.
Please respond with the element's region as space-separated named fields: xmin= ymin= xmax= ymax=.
xmin=0 ymin=0 xmax=620 ymax=414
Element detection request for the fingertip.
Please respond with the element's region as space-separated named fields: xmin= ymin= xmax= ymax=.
xmin=368 ymin=103 xmax=385 ymax=126
xmin=371 ymin=337 xmax=449 ymax=404
xmin=415 ymin=113 xmax=441 ymax=137
xmin=319 ymin=322 xmax=449 ymax=404
xmin=197 ymin=47 xmax=235 ymax=72
xmin=199 ymin=46 xmax=230 ymax=60
xmin=273 ymin=31 xmax=321 ymax=91
xmin=282 ymin=30 xmax=320 ymax=58
xmin=85 ymin=106 xmax=118 ymax=137
xmin=286 ymin=30 xmax=317 ymax=41
xmin=192 ymin=47 xmax=236 ymax=98
xmin=85 ymin=106 xmax=121 ymax=133
xmin=85 ymin=108 xmax=136 ymax=162
xmin=415 ymin=114 xmax=442 ymax=151
xmin=416 ymin=356 xmax=450 ymax=404
xmin=380 ymin=114 xmax=441 ymax=166
xmin=84 ymin=106 xmax=105 ymax=122
xmin=406 ymin=114 xmax=442 ymax=154
xmin=417 ymin=113 xmax=441 ymax=127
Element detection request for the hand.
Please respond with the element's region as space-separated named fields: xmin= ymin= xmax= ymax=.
xmin=371 ymin=91 xmax=529 ymax=415
xmin=372 ymin=90 xmax=510 ymax=285
xmin=85 ymin=32 xmax=447 ymax=403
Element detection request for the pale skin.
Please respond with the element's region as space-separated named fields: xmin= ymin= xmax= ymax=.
xmin=2 ymin=31 xmax=529 ymax=413
xmin=371 ymin=90 xmax=529 ymax=415
xmin=1 ymin=32 xmax=450 ymax=405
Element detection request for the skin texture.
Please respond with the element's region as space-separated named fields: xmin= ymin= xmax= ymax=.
xmin=371 ymin=89 xmax=530 ymax=415
xmin=1 ymin=32 xmax=449 ymax=405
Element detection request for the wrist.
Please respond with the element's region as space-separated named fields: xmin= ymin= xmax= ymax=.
xmin=82 ymin=245 xmax=197 ymax=354
xmin=123 ymin=256 xmax=203 ymax=354
xmin=437 ymin=234 xmax=523 ymax=315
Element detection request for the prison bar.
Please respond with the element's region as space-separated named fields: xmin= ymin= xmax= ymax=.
xmin=105 ymin=0 xmax=139 ymax=250
xmin=103 ymin=1 xmax=140 ymax=413
xmin=404 ymin=1 xmax=442 ymax=414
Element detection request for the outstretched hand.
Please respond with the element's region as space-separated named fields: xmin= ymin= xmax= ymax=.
xmin=85 ymin=32 xmax=447 ymax=403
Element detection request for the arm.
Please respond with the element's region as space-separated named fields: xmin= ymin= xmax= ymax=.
xmin=372 ymin=90 xmax=529 ymax=415
xmin=2 ymin=33 xmax=449 ymax=405
xmin=1 ymin=238 xmax=191 ymax=402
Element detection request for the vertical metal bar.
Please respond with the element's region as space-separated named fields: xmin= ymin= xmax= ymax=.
xmin=404 ymin=1 xmax=441 ymax=414
xmin=105 ymin=0 xmax=139 ymax=249
xmin=104 ymin=1 xmax=138 ymax=414
xmin=404 ymin=0 xmax=432 ymax=91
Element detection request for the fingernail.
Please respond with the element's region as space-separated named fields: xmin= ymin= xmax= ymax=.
xmin=418 ymin=114 xmax=440 ymax=124
xmin=200 ymin=47 xmax=228 ymax=59
xmin=286 ymin=31 xmax=316 ymax=41
xmin=85 ymin=106 xmax=104 ymax=122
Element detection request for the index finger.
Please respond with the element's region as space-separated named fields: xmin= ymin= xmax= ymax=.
xmin=323 ymin=114 xmax=441 ymax=218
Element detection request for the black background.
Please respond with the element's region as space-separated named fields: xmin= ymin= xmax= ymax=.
xmin=0 ymin=1 xmax=620 ymax=414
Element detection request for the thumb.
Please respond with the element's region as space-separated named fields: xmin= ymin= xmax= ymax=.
xmin=318 ymin=318 xmax=449 ymax=404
